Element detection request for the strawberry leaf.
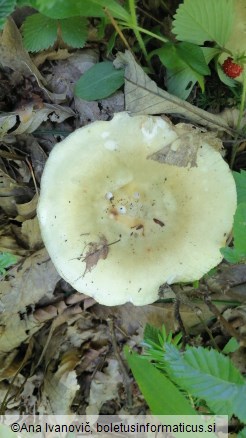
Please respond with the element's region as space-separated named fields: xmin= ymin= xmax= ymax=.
xmin=22 ymin=13 xmax=58 ymax=52
xmin=173 ymin=0 xmax=235 ymax=47
xmin=59 ymin=17 xmax=87 ymax=48
xmin=0 ymin=0 xmax=16 ymax=29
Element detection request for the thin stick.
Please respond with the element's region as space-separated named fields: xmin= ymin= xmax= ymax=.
xmin=107 ymin=318 xmax=133 ymax=408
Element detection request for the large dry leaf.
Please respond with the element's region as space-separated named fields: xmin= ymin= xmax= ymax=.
xmin=40 ymin=368 xmax=79 ymax=414
xmin=114 ymin=51 xmax=233 ymax=134
xmin=0 ymin=248 xmax=60 ymax=358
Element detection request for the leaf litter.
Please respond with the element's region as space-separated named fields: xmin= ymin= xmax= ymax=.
xmin=0 ymin=8 xmax=245 ymax=418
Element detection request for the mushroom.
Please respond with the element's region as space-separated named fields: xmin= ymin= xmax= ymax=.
xmin=37 ymin=112 xmax=237 ymax=306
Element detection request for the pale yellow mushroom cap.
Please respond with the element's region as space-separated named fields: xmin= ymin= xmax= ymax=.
xmin=37 ymin=112 xmax=237 ymax=306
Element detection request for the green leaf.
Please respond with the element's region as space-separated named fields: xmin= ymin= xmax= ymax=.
xmin=155 ymin=43 xmax=207 ymax=98
xmin=35 ymin=0 xmax=130 ymax=21
xmin=164 ymin=344 xmax=246 ymax=421
xmin=173 ymin=0 xmax=234 ymax=46
xmin=74 ymin=61 xmax=124 ymax=101
xmin=238 ymin=427 xmax=246 ymax=438
xmin=233 ymin=170 xmax=246 ymax=204
xmin=221 ymin=203 xmax=246 ymax=263
xmin=22 ymin=13 xmax=58 ymax=52
xmin=0 ymin=0 xmax=16 ymax=29
xmin=176 ymin=42 xmax=210 ymax=76
xmin=59 ymin=17 xmax=87 ymax=48
xmin=125 ymin=347 xmax=197 ymax=415
xmin=144 ymin=323 xmax=162 ymax=346
xmin=0 ymin=252 xmax=18 ymax=277
xmin=222 ymin=337 xmax=240 ymax=355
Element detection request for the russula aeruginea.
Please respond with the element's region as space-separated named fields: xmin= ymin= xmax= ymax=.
xmin=37 ymin=112 xmax=237 ymax=306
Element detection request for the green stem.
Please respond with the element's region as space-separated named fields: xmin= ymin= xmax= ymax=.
xmin=128 ymin=0 xmax=148 ymax=60
xmin=120 ymin=21 xmax=168 ymax=45
xmin=230 ymin=71 xmax=246 ymax=167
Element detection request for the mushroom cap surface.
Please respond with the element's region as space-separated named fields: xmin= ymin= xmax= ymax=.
xmin=37 ymin=112 xmax=237 ymax=306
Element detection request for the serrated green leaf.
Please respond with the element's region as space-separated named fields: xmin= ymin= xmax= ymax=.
xmin=74 ymin=61 xmax=124 ymax=101
xmin=233 ymin=170 xmax=246 ymax=204
xmin=22 ymin=13 xmax=58 ymax=52
xmin=59 ymin=17 xmax=87 ymax=48
xmin=222 ymin=337 xmax=240 ymax=355
xmin=35 ymin=0 xmax=130 ymax=21
xmin=125 ymin=347 xmax=197 ymax=415
xmin=0 ymin=0 xmax=16 ymax=29
xmin=173 ymin=0 xmax=234 ymax=46
xmin=164 ymin=344 xmax=246 ymax=421
xmin=144 ymin=323 xmax=161 ymax=346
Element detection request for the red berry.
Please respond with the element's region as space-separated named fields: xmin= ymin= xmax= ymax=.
xmin=222 ymin=57 xmax=243 ymax=78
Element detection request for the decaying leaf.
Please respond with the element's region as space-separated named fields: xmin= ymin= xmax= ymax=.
xmin=0 ymin=248 xmax=60 ymax=359
xmin=0 ymin=103 xmax=75 ymax=138
xmin=81 ymin=235 xmax=109 ymax=275
xmin=0 ymin=17 xmax=45 ymax=82
xmin=148 ymin=122 xmax=222 ymax=167
xmin=0 ymin=169 xmax=33 ymax=216
xmin=114 ymin=51 xmax=233 ymax=134
xmin=41 ymin=368 xmax=79 ymax=414
xmin=86 ymin=359 xmax=123 ymax=415
xmin=0 ymin=18 xmax=66 ymax=102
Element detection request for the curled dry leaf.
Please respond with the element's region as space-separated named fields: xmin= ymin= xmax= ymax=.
xmin=114 ymin=51 xmax=233 ymax=134
xmin=0 ymin=103 xmax=75 ymax=138
xmin=0 ymin=168 xmax=33 ymax=216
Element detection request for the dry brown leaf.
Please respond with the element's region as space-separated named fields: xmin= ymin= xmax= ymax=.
xmin=0 ymin=168 xmax=33 ymax=216
xmin=0 ymin=248 xmax=60 ymax=359
xmin=86 ymin=359 xmax=123 ymax=415
xmin=0 ymin=18 xmax=66 ymax=102
xmin=16 ymin=194 xmax=38 ymax=221
xmin=148 ymin=122 xmax=222 ymax=167
xmin=114 ymin=51 xmax=233 ymax=134
xmin=93 ymin=301 xmax=214 ymax=341
xmin=0 ymin=17 xmax=45 ymax=82
xmin=33 ymin=48 xmax=72 ymax=68
xmin=0 ymin=103 xmax=74 ymax=138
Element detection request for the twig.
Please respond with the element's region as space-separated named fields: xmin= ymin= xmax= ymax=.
xmin=203 ymin=293 xmax=245 ymax=345
xmin=107 ymin=318 xmax=133 ymax=408
xmin=103 ymin=8 xmax=132 ymax=52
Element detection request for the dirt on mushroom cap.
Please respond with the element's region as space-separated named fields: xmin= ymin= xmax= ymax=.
xmin=37 ymin=112 xmax=237 ymax=306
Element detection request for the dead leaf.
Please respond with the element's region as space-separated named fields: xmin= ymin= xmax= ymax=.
xmin=81 ymin=235 xmax=109 ymax=275
xmin=0 ymin=103 xmax=75 ymax=138
xmin=0 ymin=18 xmax=66 ymax=102
xmin=17 ymin=216 xmax=43 ymax=250
xmin=0 ymin=248 xmax=60 ymax=359
xmin=0 ymin=17 xmax=45 ymax=82
xmin=40 ymin=368 xmax=79 ymax=414
xmin=0 ymin=169 xmax=33 ymax=216
xmin=148 ymin=122 xmax=223 ymax=167
xmin=33 ymin=48 xmax=72 ymax=68
xmin=114 ymin=51 xmax=233 ymax=134
xmin=86 ymin=359 xmax=123 ymax=415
